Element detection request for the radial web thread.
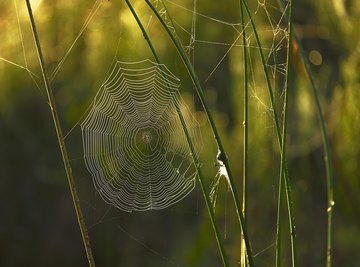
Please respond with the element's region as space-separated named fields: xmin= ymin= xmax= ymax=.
xmin=81 ymin=60 xmax=202 ymax=212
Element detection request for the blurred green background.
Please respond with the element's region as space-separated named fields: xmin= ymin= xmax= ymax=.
xmin=0 ymin=0 xmax=359 ymax=266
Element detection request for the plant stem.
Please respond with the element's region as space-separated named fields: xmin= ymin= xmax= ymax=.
xmin=284 ymin=2 xmax=298 ymax=265
xmin=276 ymin=0 xmax=297 ymax=266
xmin=239 ymin=0 xmax=249 ymax=266
xmin=274 ymin=0 xmax=334 ymax=264
xmin=276 ymin=176 xmax=284 ymax=267
xmin=294 ymin=10 xmax=334 ymax=267
xmin=125 ymin=1 xmax=230 ymax=266
xmin=25 ymin=2 xmax=95 ymax=266
xmin=144 ymin=0 xmax=254 ymax=266
xmin=238 ymin=0 xmax=298 ymax=266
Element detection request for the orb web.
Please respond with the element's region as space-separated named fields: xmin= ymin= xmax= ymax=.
xmin=81 ymin=59 xmax=202 ymax=212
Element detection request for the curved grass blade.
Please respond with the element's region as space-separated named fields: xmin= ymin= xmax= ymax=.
xmin=144 ymin=0 xmax=255 ymax=265
xmin=275 ymin=0 xmax=335 ymax=265
xmin=25 ymin=1 xmax=96 ymax=266
xmin=125 ymin=1 xmax=230 ymax=266
xmin=238 ymin=0 xmax=298 ymax=266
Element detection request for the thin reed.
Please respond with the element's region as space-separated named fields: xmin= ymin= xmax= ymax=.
xmin=25 ymin=1 xmax=96 ymax=266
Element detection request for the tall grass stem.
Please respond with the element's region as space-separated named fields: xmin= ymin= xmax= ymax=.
xmin=125 ymin=1 xmax=230 ymax=266
xmin=239 ymin=0 xmax=249 ymax=265
xmin=239 ymin=0 xmax=298 ymax=265
xmin=293 ymin=11 xmax=334 ymax=267
xmin=275 ymin=1 xmax=335 ymax=265
xmin=145 ymin=0 xmax=254 ymax=265
xmin=25 ymin=1 xmax=95 ymax=266
xmin=275 ymin=0 xmax=298 ymax=266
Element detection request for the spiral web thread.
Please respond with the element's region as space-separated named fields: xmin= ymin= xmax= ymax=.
xmin=81 ymin=60 xmax=202 ymax=212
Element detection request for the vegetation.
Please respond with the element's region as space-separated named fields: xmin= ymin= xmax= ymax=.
xmin=0 ymin=0 xmax=359 ymax=266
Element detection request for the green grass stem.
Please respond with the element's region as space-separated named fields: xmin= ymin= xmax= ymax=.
xmin=144 ymin=0 xmax=254 ymax=266
xmin=275 ymin=1 xmax=297 ymax=266
xmin=125 ymin=1 xmax=230 ymax=266
xmin=238 ymin=0 xmax=298 ymax=266
xmin=25 ymin=1 xmax=95 ymax=266
xmin=275 ymin=1 xmax=334 ymax=265
xmin=239 ymin=0 xmax=249 ymax=266
xmin=296 ymin=32 xmax=335 ymax=267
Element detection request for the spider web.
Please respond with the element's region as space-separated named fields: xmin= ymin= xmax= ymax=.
xmin=81 ymin=59 xmax=202 ymax=212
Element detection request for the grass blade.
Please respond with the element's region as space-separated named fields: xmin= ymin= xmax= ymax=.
xmin=239 ymin=0 xmax=249 ymax=266
xmin=238 ymin=0 xmax=298 ymax=266
xmin=144 ymin=0 xmax=255 ymax=265
xmin=125 ymin=1 xmax=230 ymax=266
xmin=25 ymin=1 xmax=96 ymax=266
xmin=275 ymin=1 xmax=334 ymax=265
xmin=276 ymin=0 xmax=297 ymax=266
